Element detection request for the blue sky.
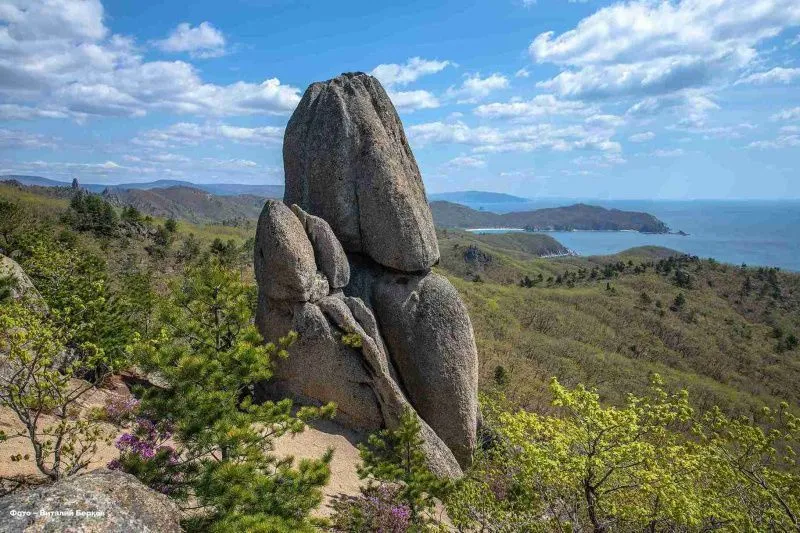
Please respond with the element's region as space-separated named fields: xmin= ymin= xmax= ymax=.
xmin=1 ymin=0 xmax=799 ymax=199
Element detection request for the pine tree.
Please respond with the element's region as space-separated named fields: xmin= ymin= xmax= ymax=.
xmin=125 ymin=259 xmax=334 ymax=531
xmin=357 ymin=408 xmax=451 ymax=526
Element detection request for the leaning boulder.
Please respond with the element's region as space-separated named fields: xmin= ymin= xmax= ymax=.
xmin=372 ymin=273 xmax=479 ymax=467
xmin=0 ymin=470 xmax=182 ymax=533
xmin=254 ymin=200 xmax=318 ymax=301
xmin=283 ymin=72 xmax=439 ymax=272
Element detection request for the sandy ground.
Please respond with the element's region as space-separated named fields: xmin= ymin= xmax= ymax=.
xmin=273 ymin=418 xmax=365 ymax=516
xmin=0 ymin=377 xmax=364 ymax=518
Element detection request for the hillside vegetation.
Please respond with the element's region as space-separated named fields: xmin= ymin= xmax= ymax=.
xmin=3 ymin=181 xmax=796 ymax=416
xmin=435 ymin=231 xmax=800 ymax=415
xmin=432 ymin=200 xmax=671 ymax=233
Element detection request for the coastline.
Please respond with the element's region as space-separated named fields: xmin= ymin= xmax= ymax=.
xmin=464 ymin=227 xmax=672 ymax=234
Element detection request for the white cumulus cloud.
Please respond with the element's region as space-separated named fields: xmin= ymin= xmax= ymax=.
xmin=735 ymin=67 xmax=800 ymax=85
xmin=371 ymin=57 xmax=451 ymax=87
xmin=444 ymin=155 xmax=486 ymax=169
xmin=629 ymin=132 xmax=655 ymax=142
xmin=0 ymin=2 xmax=300 ymax=119
xmin=407 ymin=120 xmax=621 ymax=154
xmin=155 ymin=22 xmax=227 ymax=58
xmin=132 ymin=122 xmax=284 ymax=148
xmin=474 ymin=94 xmax=591 ymax=120
xmin=771 ymin=107 xmax=800 ymax=121
xmin=529 ymin=0 xmax=800 ymax=100
xmin=387 ymin=90 xmax=441 ymax=112
xmin=446 ymin=73 xmax=509 ymax=103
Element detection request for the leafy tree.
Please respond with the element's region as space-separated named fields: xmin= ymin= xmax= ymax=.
xmin=64 ymin=190 xmax=118 ymax=237
xmin=20 ymin=240 xmax=132 ymax=370
xmin=176 ymin=233 xmax=201 ymax=263
xmin=493 ymin=365 xmax=510 ymax=387
xmin=356 ymin=408 xmax=451 ymax=527
xmin=670 ymin=292 xmax=686 ymax=311
xmin=124 ymin=260 xmax=334 ymax=531
xmin=448 ymin=379 xmax=800 ymax=532
xmin=638 ymin=291 xmax=652 ymax=307
xmin=209 ymin=237 xmax=239 ymax=265
xmin=0 ymin=302 xmax=113 ymax=490
xmin=696 ymin=403 xmax=800 ymax=530
xmin=119 ymin=266 xmax=156 ymax=338
xmin=673 ymin=269 xmax=692 ymax=289
xmin=120 ymin=206 xmax=144 ymax=224
xmin=495 ymin=378 xmax=706 ymax=532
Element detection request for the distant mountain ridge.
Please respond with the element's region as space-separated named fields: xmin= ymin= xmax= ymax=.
xmin=0 ymin=175 xmax=284 ymax=198
xmin=431 ymin=200 xmax=671 ymax=233
xmin=3 ymin=176 xmax=669 ymax=233
xmin=428 ymin=190 xmax=529 ymax=203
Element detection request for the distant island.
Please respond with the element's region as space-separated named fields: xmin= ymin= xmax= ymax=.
xmin=428 ymin=190 xmax=530 ymax=204
xmin=431 ymin=200 xmax=672 ymax=234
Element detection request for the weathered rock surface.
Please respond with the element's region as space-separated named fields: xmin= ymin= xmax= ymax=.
xmin=372 ymin=273 xmax=479 ymax=466
xmin=256 ymin=72 xmax=479 ymax=477
xmin=316 ymin=295 xmax=462 ymax=478
xmin=256 ymin=295 xmax=384 ymax=431
xmin=283 ymin=72 xmax=439 ymax=272
xmin=1 ymin=255 xmax=38 ymax=301
xmin=0 ymin=469 xmax=182 ymax=533
xmin=254 ymin=200 xmax=318 ymax=301
xmin=291 ymin=204 xmax=350 ymax=289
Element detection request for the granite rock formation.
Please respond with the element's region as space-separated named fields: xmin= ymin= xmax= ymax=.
xmin=0 ymin=470 xmax=182 ymax=533
xmin=1 ymin=255 xmax=39 ymax=302
xmin=255 ymin=73 xmax=478 ymax=476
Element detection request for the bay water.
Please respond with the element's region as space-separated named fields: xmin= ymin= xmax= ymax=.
xmin=461 ymin=199 xmax=800 ymax=272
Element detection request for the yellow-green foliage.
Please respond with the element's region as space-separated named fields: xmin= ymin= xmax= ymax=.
xmin=0 ymin=302 xmax=113 ymax=486
xmin=449 ymin=378 xmax=800 ymax=531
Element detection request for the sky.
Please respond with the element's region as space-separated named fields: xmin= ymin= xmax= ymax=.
xmin=1 ymin=0 xmax=799 ymax=199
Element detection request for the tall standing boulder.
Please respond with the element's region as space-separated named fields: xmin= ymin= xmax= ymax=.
xmin=257 ymin=72 xmax=480 ymax=475
xmin=283 ymin=72 xmax=439 ymax=272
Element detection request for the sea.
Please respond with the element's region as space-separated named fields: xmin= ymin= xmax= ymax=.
xmin=460 ymin=199 xmax=800 ymax=272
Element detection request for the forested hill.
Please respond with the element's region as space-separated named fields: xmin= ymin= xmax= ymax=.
xmin=101 ymin=186 xmax=265 ymax=225
xmin=431 ymin=200 xmax=671 ymax=233
xmin=0 ymin=174 xmax=284 ymax=197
